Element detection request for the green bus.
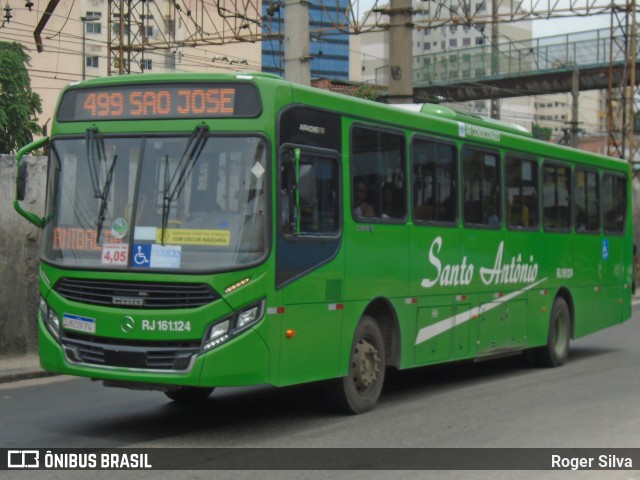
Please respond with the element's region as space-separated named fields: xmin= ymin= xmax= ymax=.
xmin=15 ymin=72 xmax=633 ymax=414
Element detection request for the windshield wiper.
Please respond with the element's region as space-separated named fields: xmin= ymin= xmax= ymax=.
xmin=86 ymin=128 xmax=103 ymax=199
xmin=96 ymin=153 xmax=118 ymax=243
xmin=160 ymin=124 xmax=209 ymax=244
xmin=86 ymin=128 xmax=118 ymax=243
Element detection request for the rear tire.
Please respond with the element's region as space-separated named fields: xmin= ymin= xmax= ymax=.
xmin=329 ymin=316 xmax=386 ymax=414
xmin=530 ymin=297 xmax=571 ymax=368
xmin=164 ymin=386 xmax=214 ymax=402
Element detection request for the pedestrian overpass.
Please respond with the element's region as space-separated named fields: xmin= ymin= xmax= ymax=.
xmin=375 ymin=28 xmax=638 ymax=102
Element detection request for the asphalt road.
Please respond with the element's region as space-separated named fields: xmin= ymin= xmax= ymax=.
xmin=2 ymin=305 xmax=640 ymax=480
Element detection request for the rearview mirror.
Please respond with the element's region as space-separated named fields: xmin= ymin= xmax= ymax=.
xmin=16 ymin=162 xmax=28 ymax=201
xmin=14 ymin=136 xmax=49 ymax=228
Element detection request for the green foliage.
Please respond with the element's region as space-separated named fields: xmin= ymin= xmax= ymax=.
xmin=0 ymin=42 xmax=42 ymax=154
xmin=531 ymin=123 xmax=552 ymax=141
xmin=354 ymin=84 xmax=378 ymax=101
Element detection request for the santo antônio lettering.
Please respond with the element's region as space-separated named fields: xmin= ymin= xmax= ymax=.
xmin=421 ymin=236 xmax=539 ymax=289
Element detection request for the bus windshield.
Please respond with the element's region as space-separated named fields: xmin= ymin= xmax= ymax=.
xmin=43 ymin=133 xmax=268 ymax=272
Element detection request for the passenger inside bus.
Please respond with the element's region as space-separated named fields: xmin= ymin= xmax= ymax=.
xmin=353 ymin=180 xmax=375 ymax=218
xmin=380 ymin=182 xmax=403 ymax=219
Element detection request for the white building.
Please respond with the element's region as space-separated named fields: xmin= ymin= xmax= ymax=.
xmin=531 ymin=91 xmax=606 ymax=143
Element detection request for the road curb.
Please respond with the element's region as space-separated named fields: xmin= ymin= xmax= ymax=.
xmin=0 ymin=370 xmax=57 ymax=385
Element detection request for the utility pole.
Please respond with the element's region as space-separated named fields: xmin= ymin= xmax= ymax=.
xmin=490 ymin=0 xmax=500 ymax=119
xmin=284 ymin=0 xmax=311 ymax=85
xmin=571 ymin=68 xmax=580 ymax=148
xmin=606 ymin=0 xmax=638 ymax=161
xmin=387 ymin=0 xmax=413 ymax=104
xmin=627 ymin=0 xmax=636 ymax=164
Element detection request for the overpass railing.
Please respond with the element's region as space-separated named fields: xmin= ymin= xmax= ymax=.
xmin=375 ymin=27 xmax=631 ymax=86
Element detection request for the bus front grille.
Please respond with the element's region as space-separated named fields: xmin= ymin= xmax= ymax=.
xmin=61 ymin=333 xmax=201 ymax=371
xmin=54 ymin=278 xmax=220 ymax=309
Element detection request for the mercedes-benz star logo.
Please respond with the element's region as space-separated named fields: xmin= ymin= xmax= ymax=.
xmin=121 ymin=316 xmax=135 ymax=333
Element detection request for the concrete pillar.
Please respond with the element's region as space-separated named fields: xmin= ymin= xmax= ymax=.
xmin=284 ymin=0 xmax=311 ymax=85
xmin=388 ymin=0 xmax=413 ymax=104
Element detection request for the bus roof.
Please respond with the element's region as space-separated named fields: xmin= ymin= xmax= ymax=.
xmin=391 ymin=103 xmax=533 ymax=138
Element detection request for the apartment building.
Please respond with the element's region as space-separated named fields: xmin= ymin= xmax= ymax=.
xmin=1 ymin=0 xmax=262 ymax=129
xmin=532 ymin=91 xmax=606 ymax=142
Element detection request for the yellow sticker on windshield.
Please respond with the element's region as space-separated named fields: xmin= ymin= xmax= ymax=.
xmin=157 ymin=229 xmax=231 ymax=246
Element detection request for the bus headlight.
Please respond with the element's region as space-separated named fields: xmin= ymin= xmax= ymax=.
xmin=202 ymin=319 xmax=231 ymax=351
xmin=201 ymin=300 xmax=265 ymax=353
xmin=237 ymin=304 xmax=261 ymax=330
xmin=40 ymin=297 xmax=61 ymax=342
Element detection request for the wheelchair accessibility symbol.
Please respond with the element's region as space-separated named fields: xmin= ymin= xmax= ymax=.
xmin=602 ymin=239 xmax=609 ymax=260
xmin=132 ymin=244 xmax=151 ymax=267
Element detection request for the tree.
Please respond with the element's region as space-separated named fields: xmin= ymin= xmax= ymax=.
xmin=531 ymin=123 xmax=552 ymax=141
xmin=354 ymin=83 xmax=379 ymax=101
xmin=0 ymin=42 xmax=42 ymax=154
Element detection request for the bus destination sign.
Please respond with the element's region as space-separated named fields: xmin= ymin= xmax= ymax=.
xmin=57 ymin=83 xmax=261 ymax=121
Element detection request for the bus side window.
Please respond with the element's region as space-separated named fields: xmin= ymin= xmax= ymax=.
xmin=411 ymin=137 xmax=457 ymax=224
xmin=505 ymin=155 xmax=538 ymax=229
xmin=574 ymin=168 xmax=599 ymax=233
xmin=543 ymin=162 xmax=571 ymax=231
xmin=602 ymin=173 xmax=627 ymax=233
xmin=462 ymin=148 xmax=500 ymax=227
xmin=351 ymin=126 xmax=406 ymax=222
xmin=280 ymin=147 xmax=340 ymax=237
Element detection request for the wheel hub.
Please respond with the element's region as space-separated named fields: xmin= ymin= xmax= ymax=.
xmin=352 ymin=339 xmax=380 ymax=391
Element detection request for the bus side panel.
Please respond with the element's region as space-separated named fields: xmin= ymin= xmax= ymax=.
xmin=598 ymin=233 xmax=625 ymax=328
xmin=343 ymin=224 xmax=410 ymax=301
xmin=414 ymin=304 xmax=454 ymax=364
xmin=499 ymin=233 xmax=538 ymax=349
xmin=572 ymin=234 xmax=627 ymax=339
xmin=477 ymin=297 xmax=527 ymax=356
xmin=572 ymin=234 xmax=605 ymax=338
xmin=409 ymin=227 xmax=470 ymax=368
xmin=276 ymin=260 xmax=345 ymax=386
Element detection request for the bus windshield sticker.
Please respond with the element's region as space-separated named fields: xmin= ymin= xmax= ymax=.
xmin=53 ymin=227 xmax=124 ymax=251
xmin=133 ymin=227 xmax=157 ymax=241
xmin=132 ymin=244 xmax=152 ymax=267
xmin=150 ymin=244 xmax=181 ymax=269
xmin=101 ymin=243 xmax=129 ymax=266
xmin=156 ymin=229 xmax=231 ymax=246
xmin=111 ymin=218 xmax=129 ymax=239
xmin=252 ymin=162 xmax=265 ymax=179
xmin=62 ymin=313 xmax=96 ymax=334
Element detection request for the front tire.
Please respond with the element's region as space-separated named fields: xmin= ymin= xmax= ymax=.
xmin=530 ymin=297 xmax=571 ymax=367
xmin=164 ymin=386 xmax=214 ymax=403
xmin=330 ymin=316 xmax=386 ymax=414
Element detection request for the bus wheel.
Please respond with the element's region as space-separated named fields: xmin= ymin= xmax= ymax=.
xmin=530 ymin=297 xmax=571 ymax=368
xmin=331 ymin=316 xmax=386 ymax=414
xmin=164 ymin=387 xmax=214 ymax=403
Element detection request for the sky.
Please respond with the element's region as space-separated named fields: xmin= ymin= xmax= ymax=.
xmin=532 ymin=13 xmax=612 ymax=38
